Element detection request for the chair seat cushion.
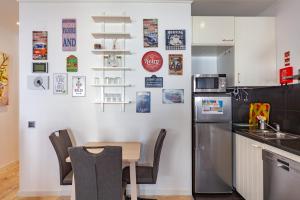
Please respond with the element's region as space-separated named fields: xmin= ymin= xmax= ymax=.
xmin=122 ymin=166 xmax=154 ymax=184
xmin=62 ymin=170 xmax=73 ymax=185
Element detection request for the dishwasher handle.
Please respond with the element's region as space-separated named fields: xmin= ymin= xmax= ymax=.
xmin=277 ymin=159 xmax=290 ymax=171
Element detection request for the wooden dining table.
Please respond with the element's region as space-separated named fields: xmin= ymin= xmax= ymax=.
xmin=66 ymin=141 xmax=141 ymax=200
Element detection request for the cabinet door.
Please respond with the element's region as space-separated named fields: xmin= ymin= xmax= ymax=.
xmin=248 ymin=139 xmax=264 ymax=200
xmin=235 ymin=134 xmax=263 ymax=200
xmin=192 ymin=16 xmax=234 ymax=46
xmin=234 ymin=17 xmax=277 ymax=87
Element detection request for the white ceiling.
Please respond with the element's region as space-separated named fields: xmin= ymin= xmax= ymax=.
xmin=192 ymin=0 xmax=277 ymax=16
xmin=0 ymin=0 xmax=19 ymax=32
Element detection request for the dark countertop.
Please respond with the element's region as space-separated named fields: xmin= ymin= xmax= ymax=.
xmin=234 ymin=128 xmax=300 ymax=156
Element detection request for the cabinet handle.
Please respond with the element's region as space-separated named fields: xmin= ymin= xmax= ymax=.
xmin=238 ymin=73 xmax=241 ymax=84
xmin=251 ymin=144 xmax=262 ymax=148
xmin=222 ymin=39 xmax=234 ymax=42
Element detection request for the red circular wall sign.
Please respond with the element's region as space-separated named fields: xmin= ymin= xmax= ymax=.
xmin=142 ymin=51 xmax=163 ymax=72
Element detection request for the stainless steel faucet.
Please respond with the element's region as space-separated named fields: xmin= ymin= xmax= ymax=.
xmin=266 ymin=122 xmax=281 ymax=132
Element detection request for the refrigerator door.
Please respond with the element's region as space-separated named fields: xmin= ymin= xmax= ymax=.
xmin=193 ymin=122 xmax=232 ymax=193
xmin=194 ymin=94 xmax=232 ymax=123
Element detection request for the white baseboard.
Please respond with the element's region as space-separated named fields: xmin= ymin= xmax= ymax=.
xmin=18 ymin=188 xmax=192 ymax=197
xmin=127 ymin=188 xmax=192 ymax=196
xmin=18 ymin=190 xmax=71 ymax=197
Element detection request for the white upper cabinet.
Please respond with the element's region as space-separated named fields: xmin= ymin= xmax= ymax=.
xmin=192 ymin=16 xmax=235 ymax=46
xmin=234 ymin=17 xmax=277 ymax=87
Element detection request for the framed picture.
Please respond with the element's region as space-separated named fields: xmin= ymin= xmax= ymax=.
xmin=53 ymin=73 xmax=68 ymax=95
xmin=27 ymin=75 xmax=49 ymax=90
xmin=33 ymin=31 xmax=48 ymax=60
xmin=32 ymin=62 xmax=48 ymax=73
xmin=136 ymin=91 xmax=151 ymax=113
xmin=169 ymin=54 xmax=183 ymax=75
xmin=143 ymin=19 xmax=158 ymax=48
xmin=72 ymin=76 xmax=86 ymax=97
xmin=162 ymin=89 xmax=184 ymax=104
xmin=0 ymin=52 xmax=9 ymax=105
xmin=62 ymin=19 xmax=77 ymax=51
xmin=165 ymin=30 xmax=186 ymax=50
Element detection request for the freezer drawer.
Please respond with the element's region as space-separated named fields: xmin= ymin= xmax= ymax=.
xmin=193 ymin=123 xmax=232 ymax=193
xmin=194 ymin=94 xmax=232 ymax=123
xmin=263 ymin=150 xmax=300 ymax=200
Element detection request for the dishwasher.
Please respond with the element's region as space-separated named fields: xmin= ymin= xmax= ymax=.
xmin=263 ymin=150 xmax=300 ymax=200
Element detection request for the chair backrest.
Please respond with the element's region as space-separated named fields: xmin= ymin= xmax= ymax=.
xmin=49 ymin=129 xmax=73 ymax=185
xmin=69 ymin=146 xmax=123 ymax=200
xmin=152 ymin=129 xmax=167 ymax=183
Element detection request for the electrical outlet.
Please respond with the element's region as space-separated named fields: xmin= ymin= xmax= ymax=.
xmin=28 ymin=121 xmax=36 ymax=128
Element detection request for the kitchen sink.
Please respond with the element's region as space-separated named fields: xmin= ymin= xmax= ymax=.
xmin=239 ymin=129 xmax=300 ymax=140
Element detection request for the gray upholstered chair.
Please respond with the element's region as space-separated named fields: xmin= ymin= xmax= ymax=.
xmin=49 ymin=129 xmax=73 ymax=185
xmin=122 ymin=129 xmax=167 ymax=200
xmin=69 ymin=146 xmax=126 ymax=200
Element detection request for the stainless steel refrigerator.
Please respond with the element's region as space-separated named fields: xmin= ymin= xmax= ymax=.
xmin=192 ymin=93 xmax=232 ymax=194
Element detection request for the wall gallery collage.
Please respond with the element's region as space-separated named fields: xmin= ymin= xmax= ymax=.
xmin=28 ymin=17 xmax=186 ymax=113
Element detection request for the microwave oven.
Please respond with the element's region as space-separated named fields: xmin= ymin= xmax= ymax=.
xmin=192 ymin=74 xmax=227 ymax=93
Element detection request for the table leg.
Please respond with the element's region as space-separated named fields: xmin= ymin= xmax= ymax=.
xmin=130 ymin=161 xmax=138 ymax=200
xmin=71 ymin=176 xmax=75 ymax=200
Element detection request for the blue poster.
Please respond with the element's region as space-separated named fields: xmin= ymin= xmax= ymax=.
xmin=165 ymin=30 xmax=186 ymax=50
xmin=145 ymin=75 xmax=163 ymax=88
xmin=136 ymin=91 xmax=151 ymax=113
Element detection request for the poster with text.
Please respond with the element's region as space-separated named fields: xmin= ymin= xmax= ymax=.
xmin=165 ymin=30 xmax=186 ymax=50
xmin=169 ymin=54 xmax=183 ymax=75
xmin=53 ymin=73 xmax=68 ymax=95
xmin=162 ymin=89 xmax=184 ymax=104
xmin=62 ymin=19 xmax=77 ymax=51
xmin=136 ymin=91 xmax=151 ymax=113
xmin=143 ymin=19 xmax=158 ymax=48
xmin=33 ymin=31 xmax=48 ymax=60
xmin=72 ymin=76 xmax=85 ymax=97
xmin=0 ymin=52 xmax=9 ymax=105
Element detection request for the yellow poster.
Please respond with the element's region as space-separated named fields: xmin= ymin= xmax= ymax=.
xmin=0 ymin=52 xmax=8 ymax=105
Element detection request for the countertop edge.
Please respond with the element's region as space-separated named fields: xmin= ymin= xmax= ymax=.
xmin=234 ymin=131 xmax=300 ymax=157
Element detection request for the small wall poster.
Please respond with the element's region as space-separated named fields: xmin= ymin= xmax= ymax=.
xmin=165 ymin=30 xmax=186 ymax=50
xmin=67 ymin=55 xmax=78 ymax=72
xmin=27 ymin=75 xmax=49 ymax=90
xmin=136 ymin=91 xmax=151 ymax=113
xmin=33 ymin=31 xmax=48 ymax=60
xmin=53 ymin=73 xmax=68 ymax=95
xmin=169 ymin=54 xmax=183 ymax=75
xmin=62 ymin=19 xmax=77 ymax=51
xmin=142 ymin=51 xmax=163 ymax=72
xmin=143 ymin=19 xmax=158 ymax=48
xmin=72 ymin=76 xmax=85 ymax=97
xmin=145 ymin=75 xmax=163 ymax=88
xmin=0 ymin=52 xmax=9 ymax=105
xmin=162 ymin=89 xmax=184 ymax=104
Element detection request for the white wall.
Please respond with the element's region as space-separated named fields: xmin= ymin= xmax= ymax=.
xmin=19 ymin=1 xmax=192 ymax=196
xmin=0 ymin=25 xmax=19 ymax=169
xmin=192 ymin=57 xmax=218 ymax=74
xmin=261 ymin=0 xmax=300 ymax=83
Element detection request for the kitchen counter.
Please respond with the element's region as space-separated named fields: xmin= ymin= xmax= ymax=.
xmin=234 ymin=128 xmax=300 ymax=156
